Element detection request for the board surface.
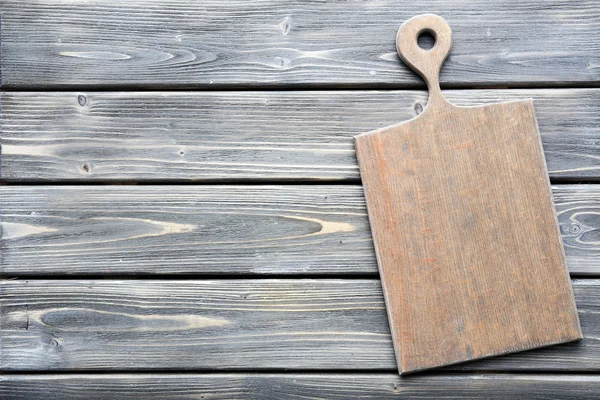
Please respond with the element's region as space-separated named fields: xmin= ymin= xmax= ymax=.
xmin=1 ymin=89 xmax=599 ymax=183
xmin=2 ymin=374 xmax=600 ymax=400
xmin=2 ymin=0 xmax=599 ymax=88
xmin=0 ymin=185 xmax=598 ymax=276
xmin=355 ymin=14 xmax=582 ymax=374
xmin=1 ymin=279 xmax=598 ymax=371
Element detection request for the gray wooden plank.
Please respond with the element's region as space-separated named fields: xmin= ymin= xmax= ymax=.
xmin=0 ymin=185 xmax=597 ymax=276
xmin=1 ymin=279 xmax=598 ymax=371
xmin=1 ymin=1 xmax=598 ymax=88
xmin=0 ymin=185 xmax=374 ymax=276
xmin=1 ymin=89 xmax=599 ymax=182
xmin=2 ymin=373 xmax=600 ymax=400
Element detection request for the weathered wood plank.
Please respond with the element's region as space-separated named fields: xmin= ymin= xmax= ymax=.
xmin=1 ymin=1 xmax=598 ymax=88
xmin=1 ymin=279 xmax=598 ymax=371
xmin=1 ymin=89 xmax=599 ymax=182
xmin=2 ymin=373 xmax=600 ymax=399
xmin=0 ymin=185 xmax=597 ymax=276
xmin=0 ymin=185 xmax=373 ymax=275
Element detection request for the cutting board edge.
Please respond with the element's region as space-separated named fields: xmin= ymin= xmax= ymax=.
xmin=398 ymin=332 xmax=583 ymax=375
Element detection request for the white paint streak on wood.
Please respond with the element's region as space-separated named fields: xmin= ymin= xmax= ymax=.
xmin=1 ymin=222 xmax=59 ymax=240
xmin=27 ymin=308 xmax=230 ymax=332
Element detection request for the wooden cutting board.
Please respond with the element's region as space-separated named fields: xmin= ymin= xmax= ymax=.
xmin=354 ymin=14 xmax=582 ymax=374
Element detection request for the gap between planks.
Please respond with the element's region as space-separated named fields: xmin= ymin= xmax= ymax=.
xmin=2 ymin=83 xmax=600 ymax=92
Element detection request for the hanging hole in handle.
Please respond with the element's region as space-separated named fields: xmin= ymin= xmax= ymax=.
xmin=397 ymin=14 xmax=453 ymax=95
xmin=417 ymin=29 xmax=436 ymax=50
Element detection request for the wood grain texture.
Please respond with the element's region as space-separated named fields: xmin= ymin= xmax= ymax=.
xmin=1 ymin=1 xmax=598 ymax=88
xmin=1 ymin=279 xmax=599 ymax=371
xmin=1 ymin=89 xmax=599 ymax=182
xmin=2 ymin=373 xmax=600 ymax=400
xmin=0 ymin=185 xmax=598 ymax=276
xmin=0 ymin=185 xmax=373 ymax=276
xmin=355 ymin=14 xmax=580 ymax=373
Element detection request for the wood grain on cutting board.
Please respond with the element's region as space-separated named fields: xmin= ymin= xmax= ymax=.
xmin=354 ymin=14 xmax=582 ymax=374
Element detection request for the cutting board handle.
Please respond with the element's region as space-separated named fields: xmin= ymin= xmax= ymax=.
xmin=396 ymin=14 xmax=452 ymax=109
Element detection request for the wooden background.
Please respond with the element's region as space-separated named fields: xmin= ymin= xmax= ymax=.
xmin=1 ymin=1 xmax=599 ymax=398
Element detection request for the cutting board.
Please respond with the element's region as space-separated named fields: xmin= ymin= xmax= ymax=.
xmin=354 ymin=14 xmax=582 ymax=374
